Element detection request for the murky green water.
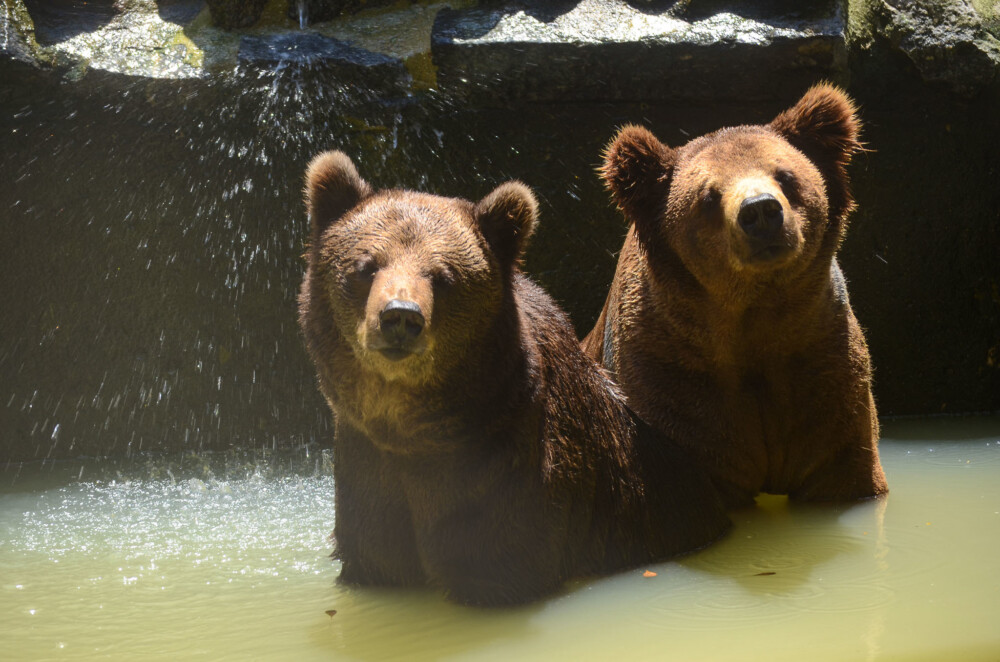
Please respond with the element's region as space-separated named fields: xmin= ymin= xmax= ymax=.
xmin=2 ymin=417 xmax=998 ymax=661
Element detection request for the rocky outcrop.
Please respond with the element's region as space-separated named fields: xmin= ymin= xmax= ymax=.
xmin=849 ymin=0 xmax=1000 ymax=96
xmin=1 ymin=0 xmax=44 ymax=65
xmin=431 ymin=0 xmax=848 ymax=103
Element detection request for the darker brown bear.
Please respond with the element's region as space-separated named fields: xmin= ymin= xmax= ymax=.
xmin=583 ymin=84 xmax=888 ymax=509
xmin=297 ymin=151 xmax=729 ymax=606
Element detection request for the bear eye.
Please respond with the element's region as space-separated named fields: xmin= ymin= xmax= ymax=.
xmin=430 ymin=265 xmax=456 ymax=292
xmin=700 ymin=187 xmax=721 ymax=208
xmin=776 ymin=169 xmax=798 ymax=190
xmin=354 ymin=256 xmax=377 ymax=278
xmin=346 ymin=256 xmax=377 ymax=292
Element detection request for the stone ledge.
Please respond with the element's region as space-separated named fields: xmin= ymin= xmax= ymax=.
xmin=5 ymin=0 xmax=998 ymax=100
xmin=431 ymin=0 xmax=848 ymax=103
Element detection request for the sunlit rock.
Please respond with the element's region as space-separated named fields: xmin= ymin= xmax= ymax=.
xmin=849 ymin=0 xmax=1000 ymax=96
xmin=431 ymin=0 xmax=848 ymax=103
xmin=1 ymin=0 xmax=45 ymax=65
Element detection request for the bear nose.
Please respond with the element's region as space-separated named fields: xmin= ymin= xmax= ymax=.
xmin=737 ymin=193 xmax=784 ymax=240
xmin=379 ymin=299 xmax=425 ymax=344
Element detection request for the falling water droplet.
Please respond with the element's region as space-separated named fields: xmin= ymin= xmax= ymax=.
xmin=297 ymin=0 xmax=308 ymax=29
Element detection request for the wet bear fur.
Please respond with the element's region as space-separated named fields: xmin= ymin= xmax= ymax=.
xmin=297 ymin=151 xmax=730 ymax=606
xmin=583 ymin=84 xmax=888 ymax=509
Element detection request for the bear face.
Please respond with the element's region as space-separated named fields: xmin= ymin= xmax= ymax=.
xmin=666 ymin=129 xmax=827 ymax=276
xmin=304 ymin=151 xmax=535 ymax=391
xmin=602 ymin=84 xmax=860 ymax=302
xmin=586 ymin=84 xmax=886 ymax=506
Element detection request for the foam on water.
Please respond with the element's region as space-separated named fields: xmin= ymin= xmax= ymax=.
xmin=1 ymin=418 xmax=998 ymax=661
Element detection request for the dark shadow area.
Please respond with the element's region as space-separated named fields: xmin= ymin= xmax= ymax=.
xmin=156 ymin=0 xmax=205 ymax=25
xmin=22 ymin=0 xmax=118 ymax=44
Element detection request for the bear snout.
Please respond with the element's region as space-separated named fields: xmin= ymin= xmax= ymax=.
xmin=376 ymin=299 xmax=425 ymax=359
xmin=736 ymin=193 xmax=795 ymax=262
xmin=737 ymin=193 xmax=784 ymax=240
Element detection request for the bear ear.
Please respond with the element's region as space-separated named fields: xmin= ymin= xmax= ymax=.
xmin=770 ymin=83 xmax=862 ymax=218
xmin=303 ymin=151 xmax=371 ymax=239
xmin=599 ymin=125 xmax=675 ymax=227
xmin=474 ymin=181 xmax=538 ymax=269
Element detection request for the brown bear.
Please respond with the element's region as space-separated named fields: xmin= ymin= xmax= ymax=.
xmin=297 ymin=151 xmax=730 ymax=606
xmin=582 ymin=84 xmax=888 ymax=509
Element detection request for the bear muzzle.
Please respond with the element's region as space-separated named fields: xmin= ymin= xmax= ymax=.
xmin=373 ymin=299 xmax=426 ymax=361
xmin=736 ymin=193 xmax=792 ymax=262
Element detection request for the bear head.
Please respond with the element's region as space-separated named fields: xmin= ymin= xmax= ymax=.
xmin=600 ymin=83 xmax=862 ymax=294
xmin=303 ymin=151 xmax=538 ymax=387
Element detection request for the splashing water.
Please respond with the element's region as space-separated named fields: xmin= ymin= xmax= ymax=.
xmin=298 ymin=0 xmax=308 ymax=29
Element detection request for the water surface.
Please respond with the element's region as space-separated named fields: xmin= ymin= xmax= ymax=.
xmin=2 ymin=417 xmax=998 ymax=661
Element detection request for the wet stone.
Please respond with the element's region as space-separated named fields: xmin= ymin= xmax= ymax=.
xmin=12 ymin=0 xmax=205 ymax=80
xmin=1 ymin=0 xmax=43 ymax=65
xmin=238 ymin=32 xmax=411 ymax=93
xmin=431 ymin=0 xmax=848 ymax=104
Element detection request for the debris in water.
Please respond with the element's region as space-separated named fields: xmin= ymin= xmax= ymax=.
xmin=753 ymin=571 xmax=776 ymax=576
xmin=642 ymin=570 xmax=657 ymax=578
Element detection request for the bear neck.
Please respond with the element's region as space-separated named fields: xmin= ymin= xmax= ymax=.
xmin=637 ymin=234 xmax=848 ymax=365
